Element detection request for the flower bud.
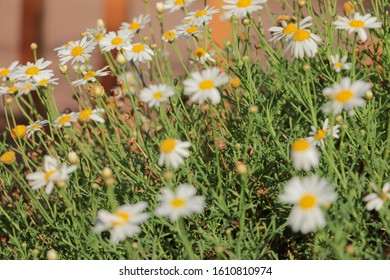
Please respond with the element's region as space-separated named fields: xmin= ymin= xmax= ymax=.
xmin=101 ymin=167 xmax=113 ymax=179
xmin=30 ymin=43 xmax=38 ymax=50
xmin=116 ymin=53 xmax=127 ymax=65
xmin=91 ymin=84 xmax=105 ymax=98
xmin=156 ymin=2 xmax=164 ymax=13
xmin=230 ymin=78 xmax=241 ymax=88
xmin=47 ymin=249 xmax=59 ymax=260
xmin=67 ymin=151 xmax=79 ymax=165
xmin=365 ymin=90 xmax=373 ymax=100
xmin=249 ymin=105 xmax=258 ymax=113
xmin=297 ymin=0 xmax=306 ymax=7
xmin=59 ymin=64 xmax=68 ymax=75
xmin=343 ymin=1 xmax=356 ymax=17
xmin=0 ymin=151 xmax=16 ymax=165
xmin=97 ymin=18 xmax=105 ymax=28
xmin=236 ymin=163 xmax=248 ymax=175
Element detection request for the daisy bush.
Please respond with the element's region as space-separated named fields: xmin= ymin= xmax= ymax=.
xmin=0 ymin=0 xmax=389 ymax=260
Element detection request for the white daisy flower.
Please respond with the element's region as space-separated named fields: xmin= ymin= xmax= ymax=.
xmin=11 ymin=58 xmax=53 ymax=81
xmin=55 ymin=37 xmax=97 ymax=65
xmin=163 ymin=0 xmax=196 ymax=13
xmin=26 ymin=155 xmax=77 ymax=195
xmin=54 ymin=112 xmax=78 ymax=128
xmin=123 ymin=43 xmax=154 ymax=63
xmin=279 ymin=175 xmax=337 ymax=234
xmin=162 ymin=29 xmax=178 ymax=42
xmin=291 ymin=138 xmax=319 ymax=171
xmin=308 ymin=118 xmax=340 ymax=148
xmin=16 ymin=81 xmax=37 ymax=97
xmin=99 ymin=30 xmax=133 ymax=52
xmin=33 ymin=72 xmax=59 ymax=87
xmin=364 ymin=183 xmax=390 ymax=211
xmin=183 ymin=67 xmax=229 ymax=105
xmin=158 ymin=138 xmax=191 ymax=169
xmin=333 ymin=13 xmax=382 ymax=42
xmin=71 ymin=66 xmax=110 ymax=87
xmin=330 ymin=54 xmax=351 ymax=73
xmin=140 ymin=84 xmax=175 ymax=108
xmin=76 ymin=108 xmax=105 ymax=123
xmin=268 ymin=16 xmax=313 ymax=42
xmin=94 ymin=202 xmax=149 ymax=244
xmin=0 ymin=60 xmax=19 ymax=81
xmin=26 ymin=120 xmax=49 ymax=137
xmin=222 ymin=0 xmax=268 ymax=20
xmin=120 ymin=14 xmax=151 ymax=34
xmin=0 ymin=84 xmax=19 ymax=96
xmin=176 ymin=23 xmax=204 ymax=39
xmin=156 ymin=183 xmax=205 ymax=221
xmin=322 ymin=77 xmax=371 ymax=115
xmin=85 ymin=26 xmax=107 ymax=42
xmin=285 ymin=28 xmax=321 ymax=59
xmin=193 ymin=47 xmax=216 ymax=64
xmin=184 ymin=6 xmax=219 ymax=25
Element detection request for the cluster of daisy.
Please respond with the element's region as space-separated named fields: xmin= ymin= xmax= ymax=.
xmin=0 ymin=58 xmax=57 ymax=97
xmin=267 ymin=7 xmax=381 ymax=59
xmin=94 ymin=183 xmax=205 ymax=244
xmin=268 ymin=16 xmax=321 ymax=59
xmin=161 ymin=5 xmax=219 ymax=42
xmin=8 ymin=107 xmax=106 ymax=141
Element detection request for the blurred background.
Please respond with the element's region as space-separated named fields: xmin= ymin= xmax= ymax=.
xmin=0 ymin=0 xmax=368 ymax=130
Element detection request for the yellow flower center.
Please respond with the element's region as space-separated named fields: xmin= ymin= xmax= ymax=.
xmin=160 ymin=138 xmax=176 ymax=153
xmin=292 ymin=139 xmax=310 ymax=152
xmin=283 ymin=23 xmax=298 ymax=35
xmin=195 ymin=47 xmax=206 ymax=58
xmin=78 ymin=109 xmax=93 ymax=122
xmin=163 ymin=31 xmax=176 ymax=41
xmin=299 ymin=194 xmax=317 ymax=209
xmin=314 ymin=129 xmax=327 ymax=140
xmin=186 ymin=26 xmax=199 ymax=34
xmin=83 ymin=71 xmax=97 ymax=80
xmin=0 ymin=151 xmax=16 ymax=165
xmin=25 ymin=66 xmax=40 ymax=76
xmin=175 ymin=0 xmax=184 ymax=5
xmin=170 ymin=198 xmax=186 ymax=208
xmin=70 ymin=46 xmax=84 ymax=57
xmin=130 ymin=22 xmax=141 ymax=30
xmin=379 ymin=193 xmax=388 ymax=201
xmin=132 ymin=44 xmax=145 ymax=53
xmin=111 ymin=37 xmax=123 ymax=46
xmin=349 ymin=20 xmax=365 ymax=28
xmin=22 ymin=84 xmax=33 ymax=92
xmin=29 ymin=123 xmax=41 ymax=131
xmin=112 ymin=211 xmax=131 ymax=227
xmin=199 ymin=79 xmax=215 ymax=90
xmin=292 ymin=29 xmax=311 ymax=41
xmin=195 ymin=10 xmax=207 ymax=18
xmin=335 ymin=62 xmax=342 ymax=69
xmin=153 ymin=91 xmax=163 ymax=100
xmin=7 ymin=86 xmax=18 ymax=93
xmin=11 ymin=125 xmax=27 ymax=138
xmin=57 ymin=115 xmax=71 ymax=125
xmin=38 ymin=79 xmax=49 ymax=86
xmin=335 ymin=89 xmax=354 ymax=103
xmin=0 ymin=68 xmax=10 ymax=77
xmin=237 ymin=0 xmax=252 ymax=8
xmin=45 ymin=169 xmax=58 ymax=181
